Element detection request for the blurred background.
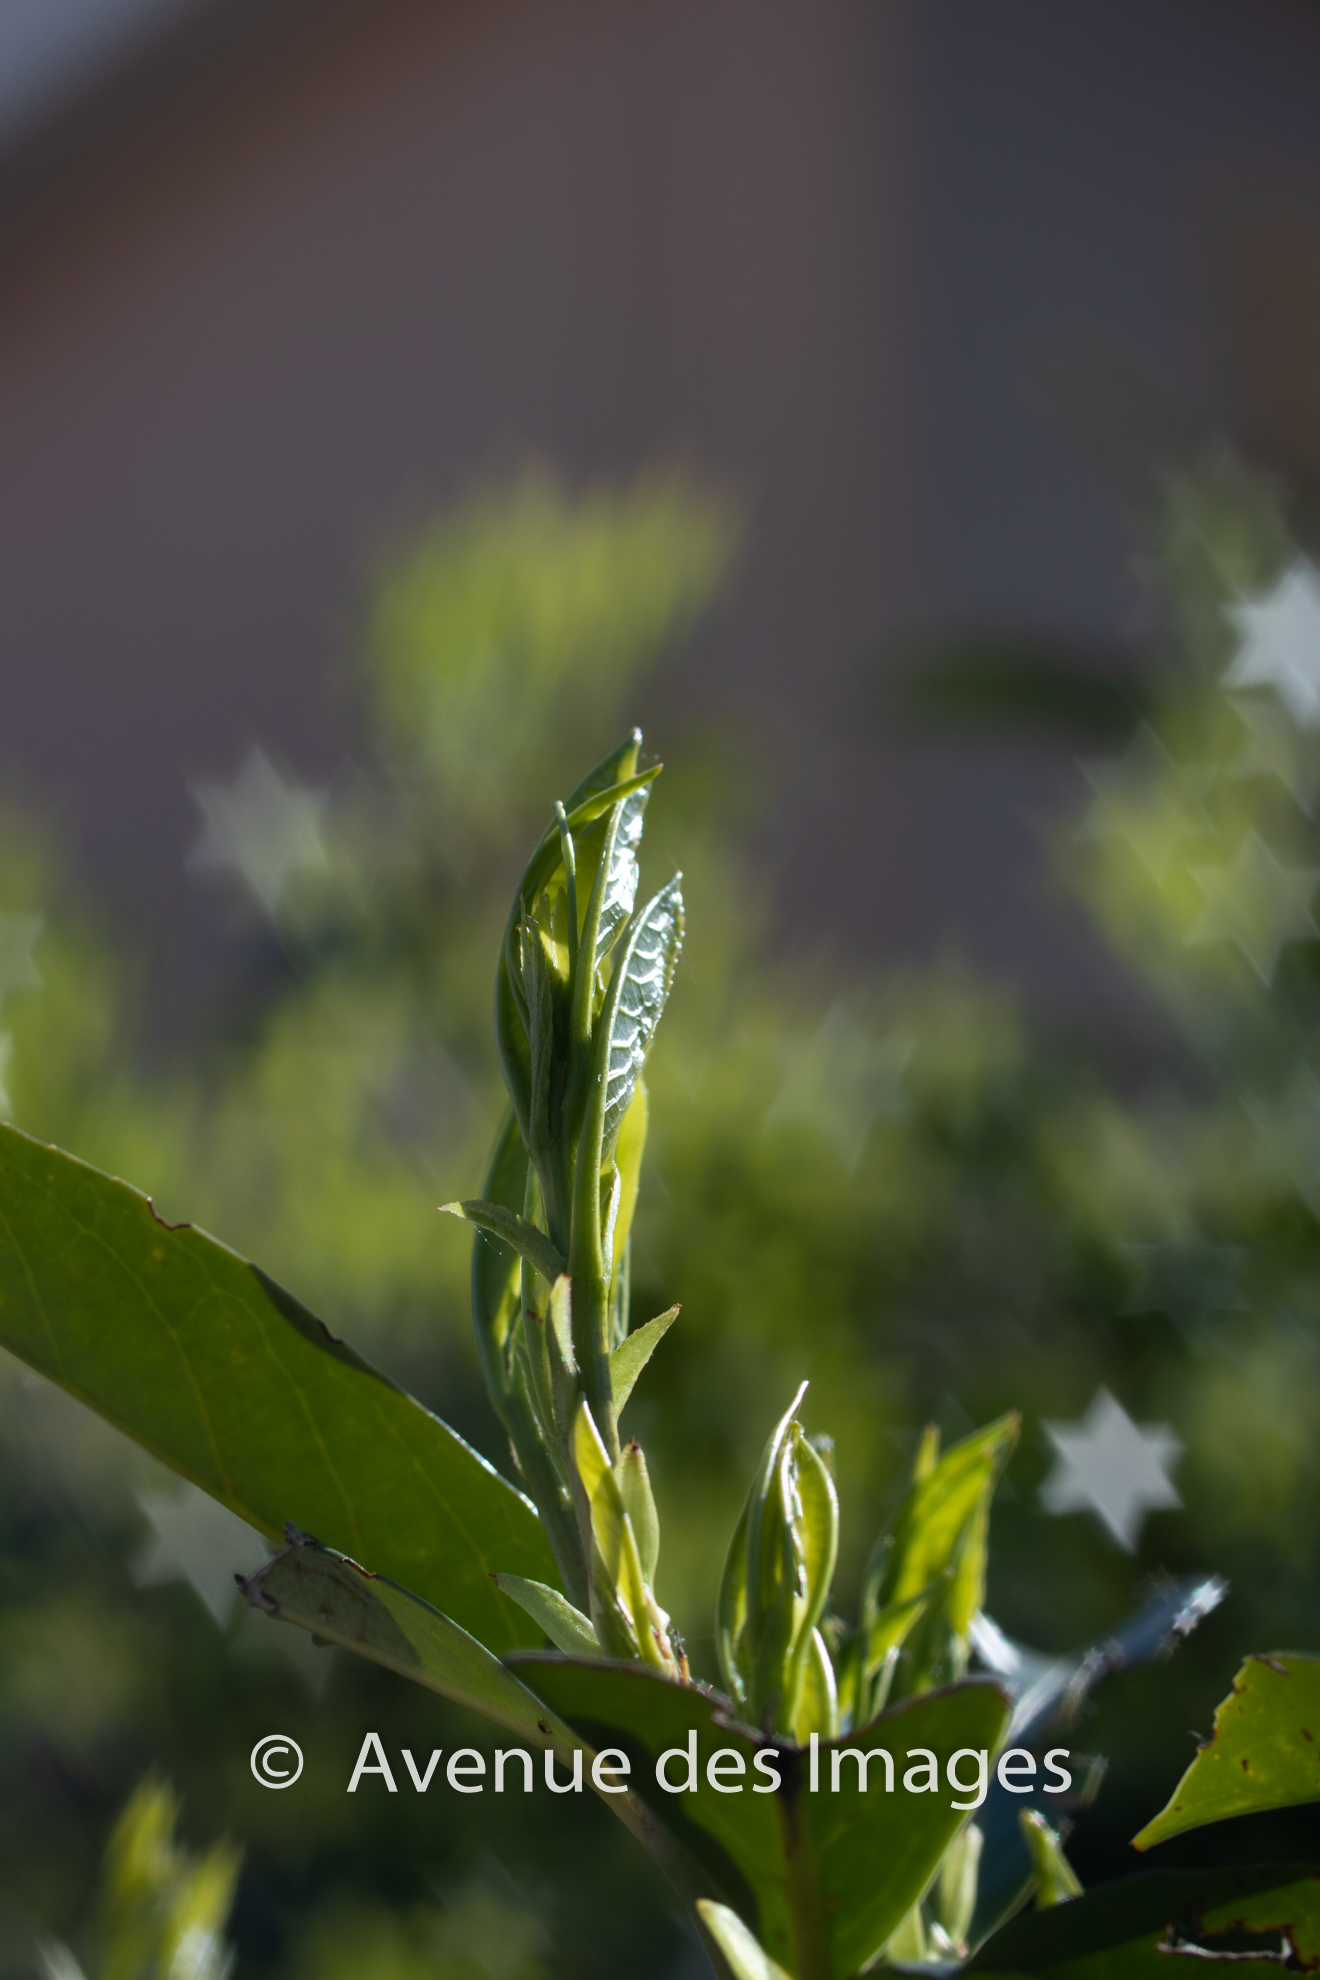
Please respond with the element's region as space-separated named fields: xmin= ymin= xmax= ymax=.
xmin=6 ymin=0 xmax=1320 ymax=1974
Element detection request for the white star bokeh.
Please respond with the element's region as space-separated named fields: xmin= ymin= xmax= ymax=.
xmin=1225 ymin=558 xmax=1320 ymax=727
xmin=187 ymin=746 xmax=329 ymax=916
xmin=0 ymin=909 xmax=42 ymax=1010
xmin=132 ymin=1482 xmax=334 ymax=1691
xmin=1040 ymin=1388 xmax=1183 ymax=1550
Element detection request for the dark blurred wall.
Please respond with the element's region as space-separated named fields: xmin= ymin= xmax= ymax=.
xmin=0 ymin=0 xmax=904 ymax=1004
xmin=3 ymin=0 xmax=1320 ymax=1027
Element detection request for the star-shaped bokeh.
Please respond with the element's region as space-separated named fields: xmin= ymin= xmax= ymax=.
xmin=1186 ymin=830 xmax=1319 ymax=982
xmin=1078 ymin=725 xmax=1215 ymax=881
xmin=1224 ymin=559 xmax=1320 ymax=727
xmin=1040 ymin=1388 xmax=1183 ymax=1550
xmin=132 ymin=1482 xmax=332 ymax=1691
xmin=0 ymin=910 xmax=42 ymax=1012
xmin=1227 ymin=694 xmax=1320 ymax=816
xmin=187 ymin=746 xmax=329 ymax=916
xmin=133 ymin=1482 xmax=266 ymax=1625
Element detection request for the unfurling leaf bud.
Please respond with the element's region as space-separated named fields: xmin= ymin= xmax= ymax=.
xmin=715 ymin=1385 xmax=840 ymax=1739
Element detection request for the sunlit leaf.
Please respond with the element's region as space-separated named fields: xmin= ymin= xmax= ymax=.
xmin=696 ymin=1901 xmax=793 ymax=1980
xmin=511 ymin=1653 xmax=1009 ymax=1980
xmin=0 ymin=1125 xmax=554 ymax=1651
xmin=598 ymin=877 xmax=684 ymax=1161
xmin=491 ymin=1574 xmax=600 ymax=1656
xmin=1133 ymin=1652 xmax=1320 ymax=1849
xmin=609 ymin=1304 xmax=680 ymax=1415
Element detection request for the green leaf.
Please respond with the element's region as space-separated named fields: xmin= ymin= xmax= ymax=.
xmin=509 ymin=1652 xmax=1009 ymax=1980
xmin=867 ymin=1582 xmax=941 ymax=1679
xmin=469 ymin=1110 xmax=527 ymax=1408
xmin=598 ymin=876 xmax=685 ymax=1161
xmin=593 ymin=782 xmax=650 ymax=972
xmin=507 ymin=733 xmax=652 ymax=927
xmin=877 ymin=1415 xmax=1019 ymax=1615
xmin=440 ymin=1198 xmax=567 ymax=1286
xmin=616 ymin=1440 xmax=660 ymax=1583
xmin=1133 ymin=1652 xmax=1320 ymax=1849
xmin=489 ymin=1574 xmax=600 ymax=1656
xmin=241 ymin=1531 xmax=578 ymax=1744
xmin=962 ymin=1864 xmax=1320 ymax=1976
xmin=867 ymin=1414 xmax=1018 ymax=1702
xmin=608 ymin=1079 xmax=649 ymax=1340
xmin=609 ymin=1304 xmax=680 ymax=1415
xmin=0 ymin=1124 xmax=555 ymax=1652
xmin=696 ymin=1901 xmax=794 ymax=1980
xmin=1019 ymin=1811 xmax=1081 ymax=1909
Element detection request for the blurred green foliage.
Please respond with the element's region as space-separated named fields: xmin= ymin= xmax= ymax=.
xmin=3 ymin=454 xmax=1320 ymax=1974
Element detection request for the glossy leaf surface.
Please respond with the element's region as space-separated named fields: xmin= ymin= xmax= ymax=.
xmin=961 ymin=1864 xmax=1320 ymax=1975
xmin=510 ymin=1652 xmax=1009 ymax=1980
xmin=1133 ymin=1652 xmax=1320 ymax=1848
xmin=0 ymin=1125 xmax=554 ymax=1651
xmin=599 ymin=876 xmax=684 ymax=1160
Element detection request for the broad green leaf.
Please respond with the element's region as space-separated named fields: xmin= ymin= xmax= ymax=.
xmin=878 ymin=1415 xmax=1019 ymax=1614
xmin=610 ymin=1304 xmax=680 ymax=1414
xmin=598 ymin=876 xmax=685 ymax=1160
xmin=0 ymin=1124 xmax=554 ymax=1651
xmin=509 ymin=1652 xmax=1009 ymax=1980
xmin=240 ymin=1532 xmax=580 ymax=1746
xmin=696 ymin=1902 xmax=793 ymax=1980
xmin=809 ymin=1683 xmax=1008 ymax=1979
xmin=962 ymin=1863 xmax=1320 ymax=1976
xmin=1133 ymin=1652 xmax=1320 ymax=1848
xmin=440 ymin=1198 xmax=567 ymax=1285
xmin=492 ymin=1574 xmax=599 ymax=1656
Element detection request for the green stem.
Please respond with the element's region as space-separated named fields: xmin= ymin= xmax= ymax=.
xmin=503 ymin=1377 xmax=587 ymax=1611
xmin=781 ymin=1767 xmax=831 ymax=1980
